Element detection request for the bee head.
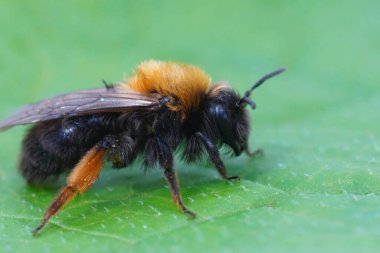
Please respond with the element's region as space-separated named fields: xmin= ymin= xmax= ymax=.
xmin=205 ymin=88 xmax=249 ymax=156
xmin=205 ymin=68 xmax=285 ymax=156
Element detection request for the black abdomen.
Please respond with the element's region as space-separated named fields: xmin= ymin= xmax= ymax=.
xmin=19 ymin=114 xmax=112 ymax=183
xmin=19 ymin=109 xmax=179 ymax=184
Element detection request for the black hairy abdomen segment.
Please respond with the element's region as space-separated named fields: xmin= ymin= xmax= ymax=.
xmin=19 ymin=114 xmax=114 ymax=183
xmin=18 ymin=105 xmax=219 ymax=184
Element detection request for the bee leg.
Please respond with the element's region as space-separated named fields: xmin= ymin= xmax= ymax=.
xmin=33 ymin=145 xmax=105 ymax=235
xmin=244 ymin=144 xmax=263 ymax=158
xmin=164 ymin=168 xmax=196 ymax=218
xmin=196 ymin=132 xmax=240 ymax=181
xmin=155 ymin=137 xmax=196 ymax=218
xmin=245 ymin=149 xmax=263 ymax=158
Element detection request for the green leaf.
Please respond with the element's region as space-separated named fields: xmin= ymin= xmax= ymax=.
xmin=0 ymin=1 xmax=379 ymax=253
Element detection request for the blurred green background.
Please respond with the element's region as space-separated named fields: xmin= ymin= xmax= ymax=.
xmin=0 ymin=1 xmax=379 ymax=253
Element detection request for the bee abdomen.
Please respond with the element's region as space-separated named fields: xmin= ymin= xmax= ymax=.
xmin=19 ymin=115 xmax=109 ymax=184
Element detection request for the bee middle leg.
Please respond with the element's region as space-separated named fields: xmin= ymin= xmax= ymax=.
xmin=147 ymin=137 xmax=196 ymax=218
xmin=195 ymin=132 xmax=240 ymax=181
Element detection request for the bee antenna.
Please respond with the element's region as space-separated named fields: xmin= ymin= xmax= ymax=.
xmin=236 ymin=68 xmax=286 ymax=108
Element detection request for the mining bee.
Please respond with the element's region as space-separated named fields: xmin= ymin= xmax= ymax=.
xmin=0 ymin=60 xmax=285 ymax=234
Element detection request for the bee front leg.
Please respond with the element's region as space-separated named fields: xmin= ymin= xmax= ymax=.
xmin=195 ymin=132 xmax=240 ymax=181
xmin=150 ymin=137 xmax=196 ymax=218
xmin=245 ymin=148 xmax=263 ymax=158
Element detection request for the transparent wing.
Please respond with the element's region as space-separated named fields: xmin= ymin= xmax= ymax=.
xmin=0 ymin=85 xmax=161 ymax=130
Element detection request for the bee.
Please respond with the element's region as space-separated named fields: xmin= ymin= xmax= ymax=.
xmin=0 ymin=60 xmax=285 ymax=234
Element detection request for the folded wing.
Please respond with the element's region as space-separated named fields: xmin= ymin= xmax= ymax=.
xmin=0 ymin=86 xmax=161 ymax=130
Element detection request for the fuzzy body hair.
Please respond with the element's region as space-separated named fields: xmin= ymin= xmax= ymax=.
xmin=18 ymin=61 xmax=251 ymax=183
xmin=0 ymin=60 xmax=289 ymax=234
xmin=126 ymin=60 xmax=211 ymax=115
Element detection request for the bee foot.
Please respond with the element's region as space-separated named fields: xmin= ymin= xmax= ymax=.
xmin=184 ymin=209 xmax=196 ymax=218
xmin=225 ymin=175 xmax=240 ymax=181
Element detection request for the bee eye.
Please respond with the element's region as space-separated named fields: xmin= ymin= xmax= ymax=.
xmin=208 ymin=104 xmax=241 ymax=155
xmin=212 ymin=104 xmax=230 ymax=133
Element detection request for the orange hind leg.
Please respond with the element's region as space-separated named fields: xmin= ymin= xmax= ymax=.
xmin=33 ymin=145 xmax=105 ymax=235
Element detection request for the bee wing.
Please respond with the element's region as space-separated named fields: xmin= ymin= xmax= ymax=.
xmin=0 ymin=85 xmax=161 ymax=130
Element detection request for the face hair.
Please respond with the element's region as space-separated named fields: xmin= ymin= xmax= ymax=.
xmin=237 ymin=68 xmax=286 ymax=108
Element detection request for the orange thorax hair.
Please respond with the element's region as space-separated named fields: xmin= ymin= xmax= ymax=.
xmin=125 ymin=60 xmax=211 ymax=115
